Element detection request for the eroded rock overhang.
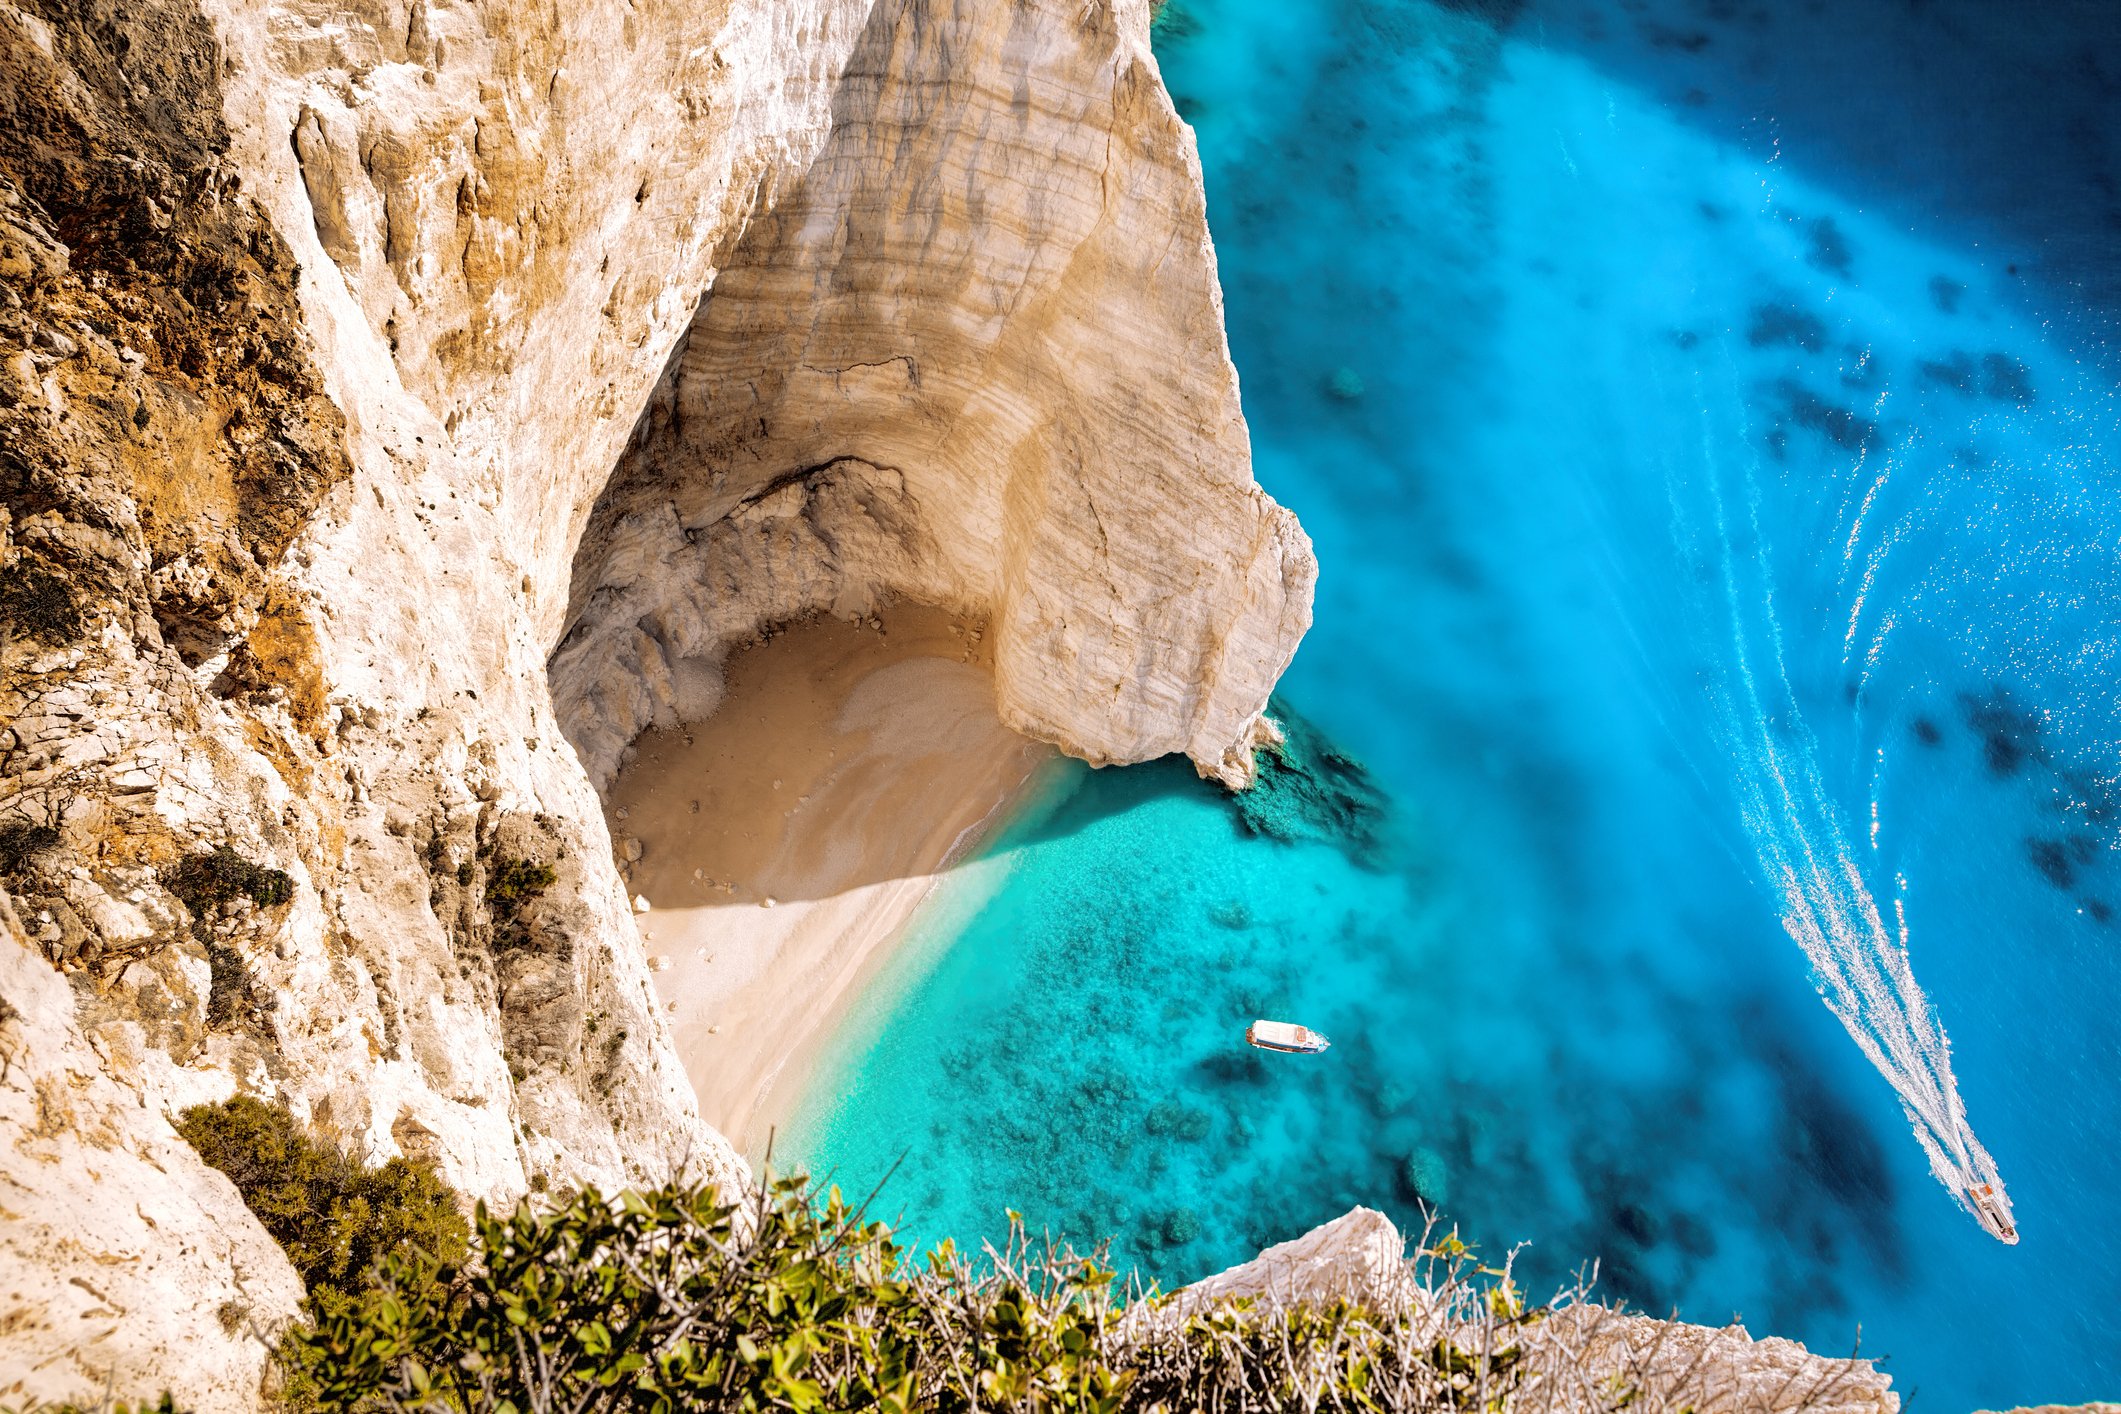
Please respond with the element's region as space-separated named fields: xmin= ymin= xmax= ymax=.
xmin=551 ymin=0 xmax=1316 ymax=792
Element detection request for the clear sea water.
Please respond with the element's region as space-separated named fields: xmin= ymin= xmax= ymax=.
xmin=787 ymin=1 xmax=2121 ymax=1405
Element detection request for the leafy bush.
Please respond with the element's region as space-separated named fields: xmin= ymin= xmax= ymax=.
xmin=123 ymin=1127 xmax=1888 ymax=1414
xmin=294 ymin=1176 xmax=1155 ymax=1411
xmin=163 ymin=844 xmax=294 ymax=917
xmin=174 ymin=1097 xmax=468 ymax=1323
xmin=483 ymin=856 xmax=557 ymax=915
xmin=0 ymin=818 xmax=59 ymax=877
xmin=0 ymin=559 xmax=84 ymax=643
xmin=274 ymin=1176 xmax=1879 ymax=1414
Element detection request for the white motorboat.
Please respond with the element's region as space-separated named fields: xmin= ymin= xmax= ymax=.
xmin=1965 ymin=1179 xmax=2019 ymax=1245
xmin=1246 ymin=1020 xmax=1330 ymax=1054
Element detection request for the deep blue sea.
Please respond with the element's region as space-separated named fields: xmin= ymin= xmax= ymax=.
xmin=788 ymin=1 xmax=2121 ymax=1405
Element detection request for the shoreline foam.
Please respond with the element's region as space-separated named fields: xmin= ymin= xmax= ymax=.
xmin=600 ymin=605 xmax=1055 ymax=1154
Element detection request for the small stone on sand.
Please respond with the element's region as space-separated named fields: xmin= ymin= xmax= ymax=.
xmin=632 ymin=893 xmax=652 ymax=913
xmin=761 ymin=896 xmax=777 ymax=908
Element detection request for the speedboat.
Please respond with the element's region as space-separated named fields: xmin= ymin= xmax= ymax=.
xmin=1246 ymin=1020 xmax=1330 ymax=1054
xmin=1965 ymin=1180 xmax=2019 ymax=1245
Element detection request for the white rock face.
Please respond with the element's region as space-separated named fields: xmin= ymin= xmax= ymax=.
xmin=0 ymin=896 xmax=304 ymax=1405
xmin=549 ymin=0 xmax=1314 ymax=791
xmin=1169 ymin=1205 xmax=1409 ymax=1314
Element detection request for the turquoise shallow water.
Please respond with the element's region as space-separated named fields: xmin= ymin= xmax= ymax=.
xmin=789 ymin=1 xmax=2121 ymax=1405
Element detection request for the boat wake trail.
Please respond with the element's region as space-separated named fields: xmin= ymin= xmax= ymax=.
xmin=1668 ymin=378 xmax=2014 ymax=1243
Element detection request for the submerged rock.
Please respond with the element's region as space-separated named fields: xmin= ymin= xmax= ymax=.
xmin=1231 ymin=697 xmax=1392 ymax=867
xmin=1326 ymin=366 xmax=1367 ymax=400
xmin=1399 ymin=1145 xmax=1451 ymax=1208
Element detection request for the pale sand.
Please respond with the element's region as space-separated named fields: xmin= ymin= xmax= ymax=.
xmin=601 ymin=605 xmax=1054 ymax=1157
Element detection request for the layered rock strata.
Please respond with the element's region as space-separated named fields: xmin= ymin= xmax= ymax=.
xmin=0 ymin=0 xmax=1305 ymax=1402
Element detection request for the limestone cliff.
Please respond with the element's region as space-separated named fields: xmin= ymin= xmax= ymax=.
xmin=549 ymin=0 xmax=1313 ymax=791
xmin=0 ymin=0 xmax=1304 ymax=1401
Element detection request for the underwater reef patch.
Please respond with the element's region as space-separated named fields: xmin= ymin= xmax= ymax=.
xmin=1804 ymin=216 xmax=1854 ymax=277
xmin=1231 ymin=697 xmax=1392 ymax=867
xmin=1959 ymin=687 xmax=2045 ymax=778
xmin=1747 ymin=303 xmax=1828 ymax=353
xmin=1948 ymin=688 xmax=2121 ymax=909
xmin=1920 ymin=351 xmax=1979 ymax=394
xmin=2024 ymin=836 xmax=2084 ymax=890
xmin=1981 ymin=352 xmax=2036 ymax=406
xmin=1773 ymin=379 xmax=1877 ymax=453
xmin=1149 ymin=0 xmax=1200 ymax=42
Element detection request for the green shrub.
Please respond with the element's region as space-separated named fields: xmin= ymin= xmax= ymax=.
xmin=483 ymin=855 xmax=556 ymax=916
xmin=163 ymin=844 xmax=294 ymax=918
xmin=0 ymin=560 xmax=84 ymax=643
xmin=174 ymin=1096 xmax=468 ymax=1323
xmin=282 ymin=1174 xmax=1576 ymax=1413
xmin=0 ymin=819 xmax=59 ymax=877
xmin=291 ymin=1176 xmax=1137 ymax=1412
xmin=274 ymin=1175 xmax=1886 ymax=1413
xmin=109 ymin=1144 xmax=1878 ymax=1414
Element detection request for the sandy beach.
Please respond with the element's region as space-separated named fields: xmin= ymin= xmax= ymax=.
xmin=600 ymin=604 xmax=1054 ymax=1156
